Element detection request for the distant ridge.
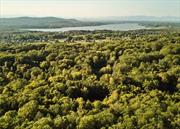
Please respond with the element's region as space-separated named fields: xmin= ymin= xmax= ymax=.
xmin=80 ymin=16 xmax=180 ymax=22
xmin=0 ymin=16 xmax=179 ymax=31
xmin=0 ymin=17 xmax=104 ymax=30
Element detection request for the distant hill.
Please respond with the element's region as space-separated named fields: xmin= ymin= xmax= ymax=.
xmin=80 ymin=16 xmax=180 ymax=22
xmin=0 ymin=17 xmax=104 ymax=30
xmin=0 ymin=16 xmax=179 ymax=31
xmin=80 ymin=16 xmax=180 ymax=28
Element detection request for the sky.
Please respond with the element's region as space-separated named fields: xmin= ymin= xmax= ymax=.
xmin=0 ymin=0 xmax=180 ymax=18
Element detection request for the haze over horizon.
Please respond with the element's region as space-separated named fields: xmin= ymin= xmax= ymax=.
xmin=0 ymin=0 xmax=180 ymax=18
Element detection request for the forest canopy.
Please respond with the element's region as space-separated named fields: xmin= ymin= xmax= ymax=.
xmin=0 ymin=29 xmax=180 ymax=129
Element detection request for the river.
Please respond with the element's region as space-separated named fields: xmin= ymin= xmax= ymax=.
xmin=26 ymin=23 xmax=150 ymax=32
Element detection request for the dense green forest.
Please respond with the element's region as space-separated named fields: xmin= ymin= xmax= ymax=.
xmin=0 ymin=29 xmax=180 ymax=129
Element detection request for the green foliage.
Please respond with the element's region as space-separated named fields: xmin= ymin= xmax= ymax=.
xmin=0 ymin=30 xmax=179 ymax=129
xmin=18 ymin=100 xmax=38 ymax=120
xmin=78 ymin=111 xmax=115 ymax=129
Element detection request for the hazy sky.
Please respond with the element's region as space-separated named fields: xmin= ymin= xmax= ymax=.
xmin=0 ymin=0 xmax=180 ymax=18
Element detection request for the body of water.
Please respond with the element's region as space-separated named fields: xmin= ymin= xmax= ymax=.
xmin=26 ymin=23 xmax=150 ymax=32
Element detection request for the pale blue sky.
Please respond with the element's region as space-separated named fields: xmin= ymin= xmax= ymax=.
xmin=0 ymin=0 xmax=180 ymax=18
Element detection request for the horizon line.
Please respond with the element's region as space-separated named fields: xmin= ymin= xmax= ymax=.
xmin=1 ymin=15 xmax=180 ymax=18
